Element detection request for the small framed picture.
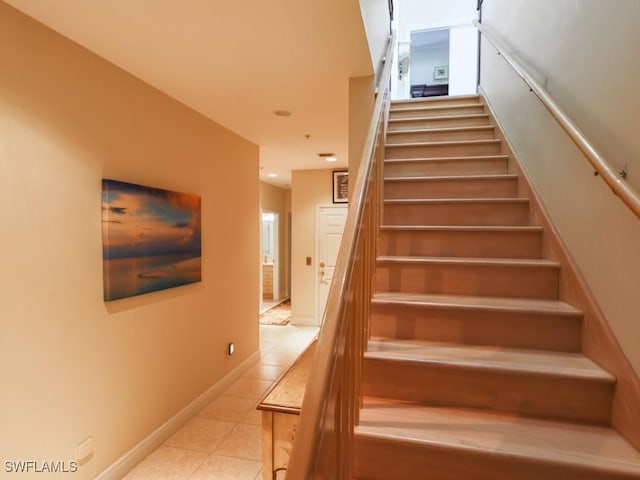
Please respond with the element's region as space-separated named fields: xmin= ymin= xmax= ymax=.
xmin=332 ymin=170 xmax=349 ymax=203
xmin=434 ymin=65 xmax=449 ymax=80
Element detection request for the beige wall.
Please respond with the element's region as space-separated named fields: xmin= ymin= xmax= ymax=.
xmin=0 ymin=3 xmax=259 ymax=477
xmin=480 ymin=0 xmax=640 ymax=373
xmin=290 ymin=169 xmax=336 ymax=323
xmin=349 ymin=75 xmax=376 ymax=194
xmin=260 ymin=182 xmax=291 ymax=299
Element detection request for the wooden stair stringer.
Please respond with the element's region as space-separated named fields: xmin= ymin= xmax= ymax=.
xmin=479 ymin=92 xmax=640 ymax=451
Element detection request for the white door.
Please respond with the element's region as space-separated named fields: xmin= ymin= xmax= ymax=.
xmin=315 ymin=205 xmax=348 ymax=325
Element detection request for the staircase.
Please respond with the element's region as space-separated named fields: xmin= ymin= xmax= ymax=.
xmin=353 ymin=95 xmax=640 ymax=479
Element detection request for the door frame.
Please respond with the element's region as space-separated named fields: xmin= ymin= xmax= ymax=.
xmin=261 ymin=210 xmax=279 ymax=301
xmin=314 ymin=204 xmax=348 ymax=326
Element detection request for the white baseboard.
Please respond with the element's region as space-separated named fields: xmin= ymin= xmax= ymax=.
xmin=95 ymin=350 xmax=261 ymax=480
xmin=289 ymin=316 xmax=318 ymax=327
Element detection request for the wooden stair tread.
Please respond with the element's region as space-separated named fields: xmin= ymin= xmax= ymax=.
xmin=365 ymin=341 xmax=614 ymax=382
xmin=377 ymin=255 xmax=559 ymax=269
xmin=386 ymin=139 xmax=501 ymax=148
xmin=384 ymin=173 xmax=517 ymax=182
xmin=371 ymin=292 xmax=580 ymax=316
xmin=387 ymin=125 xmax=495 ymax=135
xmin=356 ymin=398 xmax=640 ymax=474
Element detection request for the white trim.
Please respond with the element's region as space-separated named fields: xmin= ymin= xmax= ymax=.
xmin=95 ymin=350 xmax=261 ymax=480
xmin=289 ymin=316 xmax=318 ymax=327
xmin=261 ymin=210 xmax=280 ymax=300
xmin=401 ymin=16 xmax=478 ymax=42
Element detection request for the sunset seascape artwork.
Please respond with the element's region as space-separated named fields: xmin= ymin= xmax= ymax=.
xmin=101 ymin=179 xmax=202 ymax=301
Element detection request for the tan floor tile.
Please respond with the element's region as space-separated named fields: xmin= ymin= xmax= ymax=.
xmin=214 ymin=423 xmax=262 ymax=461
xmin=239 ymin=404 xmax=262 ymax=426
xmin=198 ymin=394 xmax=255 ymax=422
xmin=260 ymin=351 xmax=298 ymax=366
xmin=164 ymin=417 xmax=235 ymax=453
xmin=188 ymin=454 xmax=261 ymax=480
xmin=243 ymin=362 xmax=288 ymax=381
xmin=122 ymin=446 xmax=206 ymax=480
xmin=224 ymin=378 xmax=273 ymax=399
xmin=259 ymin=340 xmax=278 ymax=352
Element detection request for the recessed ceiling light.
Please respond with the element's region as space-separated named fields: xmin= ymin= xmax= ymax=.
xmin=325 ymin=156 xmax=337 ymax=162
xmin=267 ymin=173 xmax=278 ymax=177
xmin=274 ymin=110 xmax=291 ymax=117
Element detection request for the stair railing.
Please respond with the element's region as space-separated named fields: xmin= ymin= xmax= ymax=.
xmin=474 ymin=20 xmax=640 ymax=220
xmin=285 ymin=32 xmax=395 ymax=480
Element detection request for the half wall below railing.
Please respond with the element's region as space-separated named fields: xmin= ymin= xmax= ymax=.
xmin=475 ymin=20 xmax=640 ymax=220
xmin=284 ymin=32 xmax=396 ymax=480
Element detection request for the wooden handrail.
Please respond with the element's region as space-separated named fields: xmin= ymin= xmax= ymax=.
xmin=285 ymin=31 xmax=396 ymax=480
xmin=475 ymin=20 xmax=640 ymax=220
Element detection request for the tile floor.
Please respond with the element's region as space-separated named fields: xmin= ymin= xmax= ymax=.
xmin=123 ymin=323 xmax=318 ymax=480
xmin=259 ymin=298 xmax=288 ymax=314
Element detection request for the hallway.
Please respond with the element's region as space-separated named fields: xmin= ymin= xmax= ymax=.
xmin=123 ymin=324 xmax=318 ymax=479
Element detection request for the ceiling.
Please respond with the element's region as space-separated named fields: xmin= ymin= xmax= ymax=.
xmin=411 ymin=28 xmax=450 ymax=51
xmin=4 ymin=0 xmax=375 ymax=188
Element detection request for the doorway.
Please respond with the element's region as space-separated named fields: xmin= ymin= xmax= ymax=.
xmin=315 ymin=205 xmax=348 ymax=325
xmin=394 ymin=24 xmax=479 ymax=100
xmin=261 ymin=211 xmax=280 ymax=310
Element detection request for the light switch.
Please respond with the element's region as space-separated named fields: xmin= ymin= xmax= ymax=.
xmin=306 ymin=256 xmax=312 ymax=266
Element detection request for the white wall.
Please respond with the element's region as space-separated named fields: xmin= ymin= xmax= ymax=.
xmin=449 ymin=25 xmax=479 ymax=95
xmin=410 ymin=46 xmax=449 ymax=85
xmin=0 ymin=4 xmax=259 ymax=477
xmin=359 ymin=0 xmax=391 ymax=77
xmin=393 ymin=0 xmax=478 ymax=98
xmin=397 ymin=0 xmax=477 ymax=42
xmin=480 ymin=0 xmax=640 ymax=374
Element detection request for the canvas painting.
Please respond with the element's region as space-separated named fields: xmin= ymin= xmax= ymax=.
xmin=102 ymin=179 xmax=202 ymax=301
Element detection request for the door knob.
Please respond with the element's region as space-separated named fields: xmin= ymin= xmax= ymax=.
xmin=320 ymin=262 xmax=326 ymax=268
